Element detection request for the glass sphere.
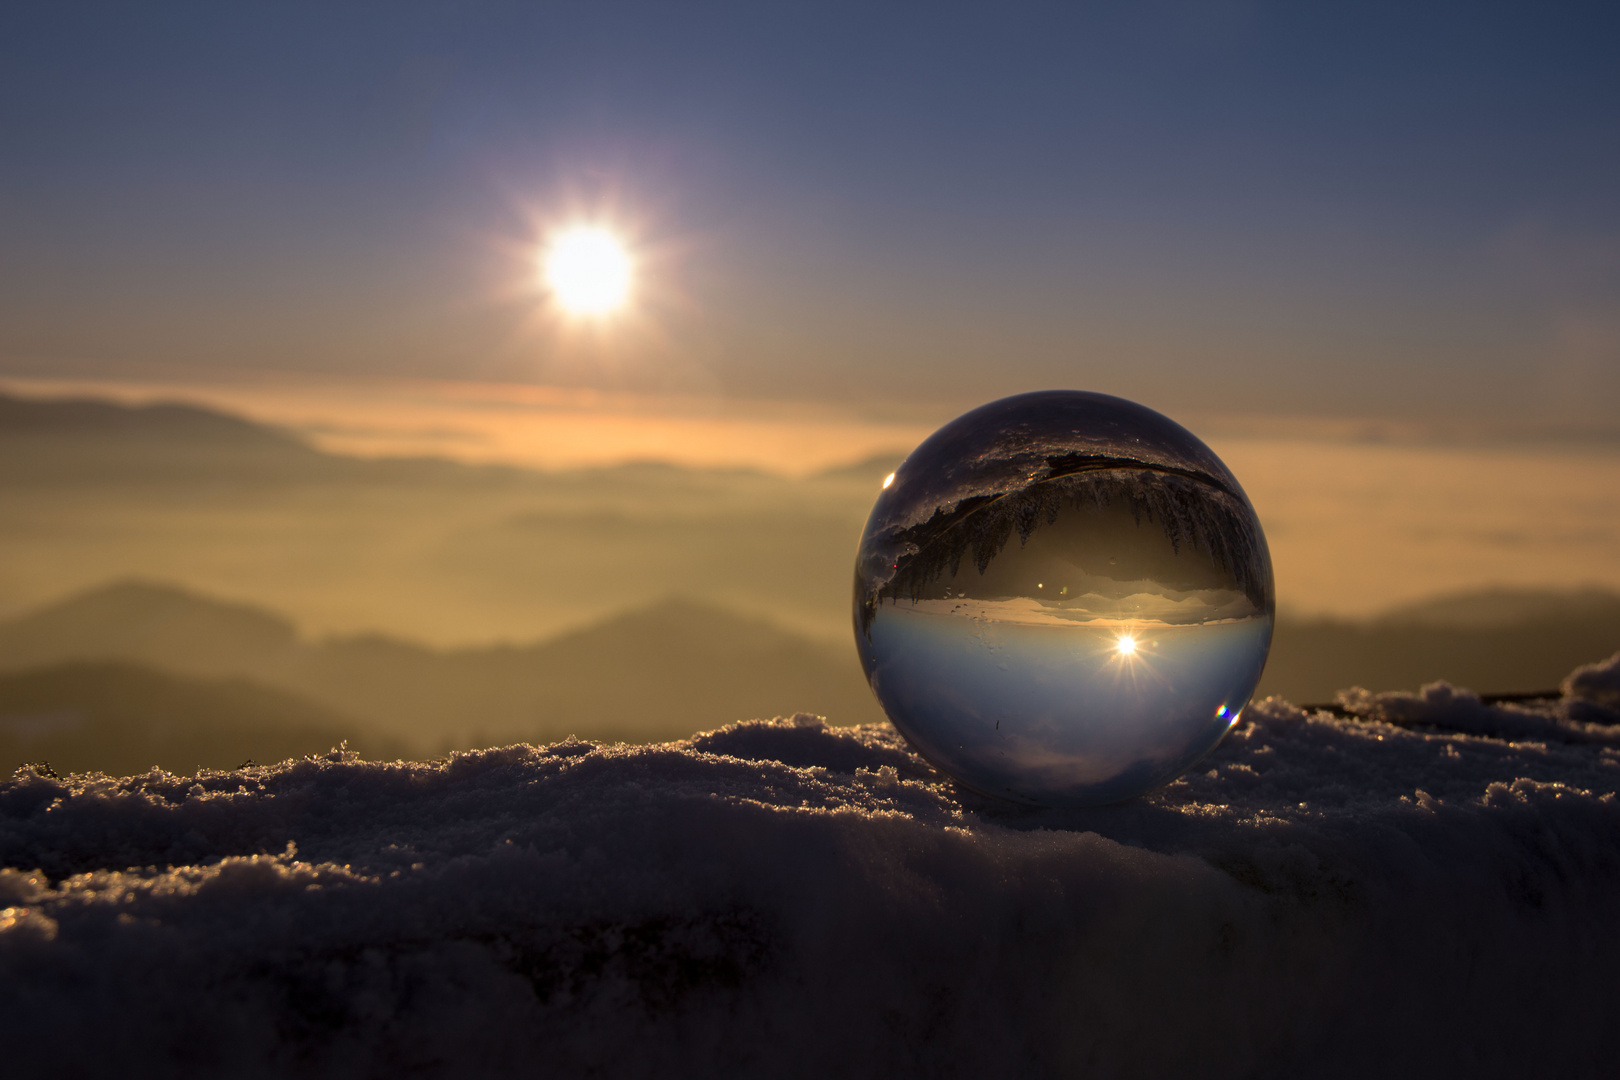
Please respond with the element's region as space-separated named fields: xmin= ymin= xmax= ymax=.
xmin=853 ymin=391 xmax=1274 ymax=807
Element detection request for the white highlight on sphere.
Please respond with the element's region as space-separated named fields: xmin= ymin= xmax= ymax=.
xmin=543 ymin=226 xmax=632 ymax=315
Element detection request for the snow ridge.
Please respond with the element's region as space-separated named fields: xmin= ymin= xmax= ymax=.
xmin=3 ymin=672 xmax=1620 ymax=1078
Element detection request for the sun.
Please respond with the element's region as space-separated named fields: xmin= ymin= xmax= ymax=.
xmin=1115 ymin=634 xmax=1138 ymax=656
xmin=542 ymin=226 xmax=632 ymax=316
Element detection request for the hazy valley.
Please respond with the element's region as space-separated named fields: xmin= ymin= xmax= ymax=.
xmin=2 ymin=391 xmax=1617 ymax=776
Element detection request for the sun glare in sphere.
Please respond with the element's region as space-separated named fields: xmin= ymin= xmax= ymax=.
xmin=1116 ymin=634 xmax=1138 ymax=657
xmin=543 ymin=226 xmax=632 ymax=316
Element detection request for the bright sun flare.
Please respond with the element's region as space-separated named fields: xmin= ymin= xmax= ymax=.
xmin=543 ymin=226 xmax=632 ymax=316
xmin=1115 ymin=634 xmax=1138 ymax=656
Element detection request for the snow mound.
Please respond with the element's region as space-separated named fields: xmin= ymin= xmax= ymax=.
xmin=1564 ymin=650 xmax=1620 ymax=710
xmin=3 ymin=676 xmax=1620 ymax=1078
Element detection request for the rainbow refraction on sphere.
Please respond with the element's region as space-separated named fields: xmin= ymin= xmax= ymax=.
xmin=853 ymin=391 xmax=1275 ymax=807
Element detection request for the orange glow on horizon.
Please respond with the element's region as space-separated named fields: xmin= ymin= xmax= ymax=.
xmin=0 ymin=374 xmax=927 ymax=478
xmin=5 ymin=373 xmax=1620 ymax=624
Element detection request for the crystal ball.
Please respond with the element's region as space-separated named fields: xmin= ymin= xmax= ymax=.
xmin=853 ymin=391 xmax=1274 ymax=807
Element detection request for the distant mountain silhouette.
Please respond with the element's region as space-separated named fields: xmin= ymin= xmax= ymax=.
xmin=0 ymin=391 xmax=508 ymax=488
xmin=0 ymin=392 xmax=308 ymax=446
xmin=0 ymin=660 xmax=398 ymax=777
xmin=0 ymin=580 xmax=888 ymax=750
xmin=1257 ymin=588 xmax=1620 ymax=702
xmin=3 ymin=391 xmax=1615 ymax=729
xmin=0 ymin=579 xmax=298 ymax=670
xmin=0 ymin=391 xmax=329 ymax=486
xmin=1376 ymin=587 xmax=1620 ymax=630
xmin=0 ymin=390 xmax=879 ymax=644
xmin=1 ymin=577 xmax=1614 ymax=769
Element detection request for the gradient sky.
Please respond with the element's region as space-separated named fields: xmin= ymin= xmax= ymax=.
xmin=3 ymin=1 xmax=1618 ymax=424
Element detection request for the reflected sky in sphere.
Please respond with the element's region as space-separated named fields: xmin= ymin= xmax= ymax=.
xmin=853 ymin=391 xmax=1275 ymax=807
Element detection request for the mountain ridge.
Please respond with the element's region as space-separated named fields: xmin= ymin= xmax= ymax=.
xmin=0 ymin=659 xmax=400 ymax=777
xmin=5 ymin=578 xmax=1620 ymax=749
xmin=0 ymin=392 xmax=308 ymax=446
xmin=0 ymin=580 xmax=888 ymax=748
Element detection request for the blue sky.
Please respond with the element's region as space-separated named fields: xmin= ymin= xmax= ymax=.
xmin=3 ymin=1 xmax=1617 ymax=421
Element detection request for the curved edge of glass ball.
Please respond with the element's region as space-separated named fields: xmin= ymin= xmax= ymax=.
xmin=851 ymin=390 xmax=1275 ymax=808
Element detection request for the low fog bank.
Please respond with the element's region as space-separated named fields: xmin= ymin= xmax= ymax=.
xmin=0 ymin=390 xmax=886 ymax=645
xmin=3 ymin=655 xmax=1618 ymax=1077
xmin=5 ymin=387 xmax=1620 ymax=645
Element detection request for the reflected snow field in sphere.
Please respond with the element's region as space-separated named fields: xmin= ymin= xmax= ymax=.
xmin=854 ymin=391 xmax=1275 ymax=807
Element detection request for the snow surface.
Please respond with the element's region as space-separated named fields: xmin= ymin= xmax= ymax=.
xmin=4 ymin=657 xmax=1620 ymax=1078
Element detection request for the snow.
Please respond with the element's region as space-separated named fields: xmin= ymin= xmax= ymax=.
xmin=1565 ymin=650 xmax=1620 ymax=710
xmin=3 ymin=662 xmax=1620 ymax=1077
